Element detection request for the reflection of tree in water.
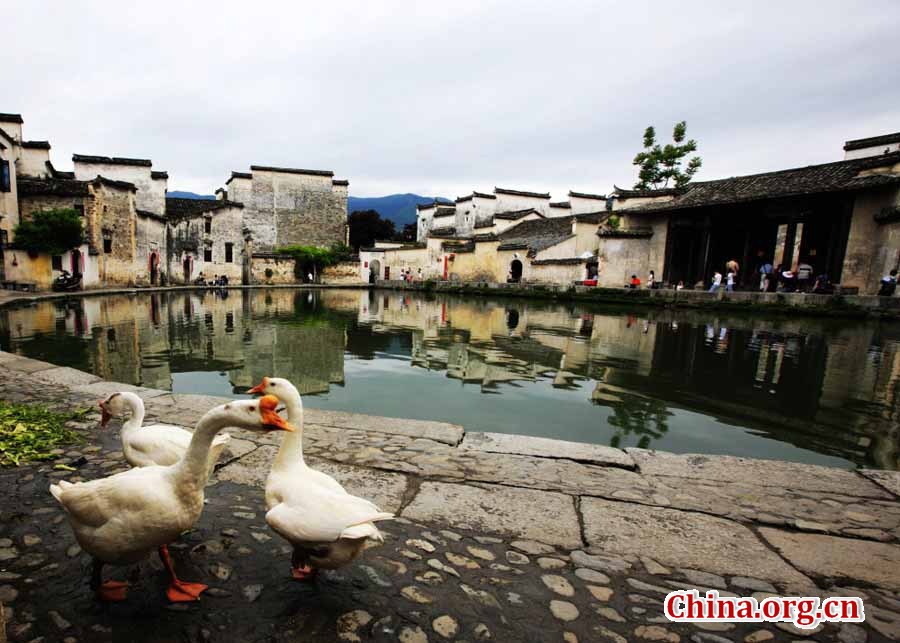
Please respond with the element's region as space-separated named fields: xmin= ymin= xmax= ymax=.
xmin=600 ymin=392 xmax=672 ymax=450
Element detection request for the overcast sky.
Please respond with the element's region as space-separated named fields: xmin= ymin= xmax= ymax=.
xmin=7 ymin=1 xmax=900 ymax=199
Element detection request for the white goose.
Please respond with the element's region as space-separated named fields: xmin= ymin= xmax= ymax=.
xmin=248 ymin=377 xmax=393 ymax=580
xmin=50 ymin=396 xmax=293 ymax=602
xmin=100 ymin=391 xmax=230 ymax=471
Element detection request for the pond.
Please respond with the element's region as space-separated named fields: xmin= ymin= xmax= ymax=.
xmin=1 ymin=288 xmax=898 ymax=470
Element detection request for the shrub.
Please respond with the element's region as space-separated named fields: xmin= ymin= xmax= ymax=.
xmin=13 ymin=208 xmax=83 ymax=256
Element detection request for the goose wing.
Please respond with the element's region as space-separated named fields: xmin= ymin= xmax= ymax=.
xmin=266 ymin=490 xmax=393 ymax=544
xmin=50 ymin=467 xmax=170 ymax=528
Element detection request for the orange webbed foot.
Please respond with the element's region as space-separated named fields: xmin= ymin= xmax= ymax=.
xmin=97 ymin=580 xmax=129 ymax=602
xmin=166 ymin=579 xmax=208 ymax=602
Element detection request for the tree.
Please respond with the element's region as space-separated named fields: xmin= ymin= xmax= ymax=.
xmin=395 ymin=222 xmax=417 ymax=243
xmin=632 ymin=121 xmax=702 ymax=190
xmin=276 ymin=242 xmax=354 ymax=281
xmin=13 ymin=208 xmax=83 ymax=256
xmin=348 ymin=210 xmax=395 ymax=250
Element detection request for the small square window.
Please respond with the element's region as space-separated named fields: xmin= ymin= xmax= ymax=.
xmin=102 ymin=229 xmax=112 ymax=253
xmin=74 ymin=204 xmax=84 ymax=216
xmin=224 ymin=243 xmax=233 ymax=263
xmin=204 ymin=248 xmax=212 ymax=262
xmin=51 ymin=255 xmax=63 ymax=270
xmin=0 ymin=160 xmax=10 ymax=192
xmin=204 ymin=218 xmax=211 ymax=234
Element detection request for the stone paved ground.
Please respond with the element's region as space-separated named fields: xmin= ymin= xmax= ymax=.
xmin=1 ymin=351 xmax=900 ymax=642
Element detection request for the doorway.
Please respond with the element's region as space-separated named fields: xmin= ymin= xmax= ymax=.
xmin=149 ymin=252 xmax=159 ymax=285
xmin=71 ymin=249 xmax=82 ymax=276
xmin=509 ymin=259 xmax=523 ymax=283
xmin=183 ymin=256 xmax=192 ymax=283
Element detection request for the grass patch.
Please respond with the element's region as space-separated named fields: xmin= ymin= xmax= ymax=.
xmin=0 ymin=401 xmax=88 ymax=466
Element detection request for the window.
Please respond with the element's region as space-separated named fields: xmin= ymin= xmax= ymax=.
xmin=224 ymin=242 xmax=233 ymax=263
xmin=102 ymin=229 xmax=112 ymax=253
xmin=204 ymin=248 xmax=212 ymax=262
xmin=51 ymin=255 xmax=63 ymax=271
xmin=204 ymin=218 xmax=211 ymax=234
xmin=74 ymin=204 xmax=84 ymax=216
xmin=0 ymin=160 xmax=10 ymax=192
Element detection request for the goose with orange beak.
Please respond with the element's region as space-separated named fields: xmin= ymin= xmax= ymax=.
xmin=248 ymin=376 xmax=393 ymax=580
xmin=51 ymin=396 xmax=293 ymax=602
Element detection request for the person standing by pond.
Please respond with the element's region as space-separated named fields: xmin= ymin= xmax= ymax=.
xmin=759 ymin=259 xmax=773 ymax=292
xmin=878 ymin=269 xmax=898 ymax=296
xmin=796 ymin=259 xmax=814 ymax=292
xmin=726 ymin=259 xmax=739 ymax=283
xmin=726 ymin=269 xmax=736 ymax=292
xmin=709 ymin=271 xmax=722 ymax=293
xmin=629 ymin=274 xmax=641 ymax=289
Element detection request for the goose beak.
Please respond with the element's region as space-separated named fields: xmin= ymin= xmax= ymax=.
xmin=259 ymin=394 xmax=293 ymax=432
xmin=247 ymin=377 xmax=269 ymax=395
xmin=99 ymin=401 xmax=111 ymax=428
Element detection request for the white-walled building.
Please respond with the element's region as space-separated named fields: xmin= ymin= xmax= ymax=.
xmin=843 ymin=132 xmax=900 ymax=160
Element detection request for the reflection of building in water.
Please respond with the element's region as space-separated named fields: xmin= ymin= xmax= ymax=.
xmin=1 ymin=289 xmax=898 ymax=468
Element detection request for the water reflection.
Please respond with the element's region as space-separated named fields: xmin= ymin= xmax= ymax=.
xmin=1 ymin=289 xmax=898 ymax=470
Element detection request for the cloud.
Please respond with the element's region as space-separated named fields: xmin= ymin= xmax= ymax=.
xmin=7 ymin=0 xmax=899 ymax=198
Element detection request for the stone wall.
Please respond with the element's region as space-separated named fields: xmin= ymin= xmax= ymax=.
xmin=250 ymin=255 xmax=296 ymax=284
xmin=73 ymin=160 xmax=165 ymax=216
xmin=596 ymin=236 xmax=652 ymax=287
xmin=842 ymin=185 xmax=900 ymax=294
xmin=322 ymin=261 xmax=365 ymax=284
xmin=167 ymin=206 xmax=246 ymax=285
xmin=89 ymin=182 xmax=138 ymax=287
xmin=135 ymin=214 xmax=166 ymax=285
xmin=237 ymin=169 xmax=347 ymax=253
xmin=17 ymin=146 xmax=50 ymax=177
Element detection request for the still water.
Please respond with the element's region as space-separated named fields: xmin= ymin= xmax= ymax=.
xmin=1 ymin=288 xmax=898 ymax=470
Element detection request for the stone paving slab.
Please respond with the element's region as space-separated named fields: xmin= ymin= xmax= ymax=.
xmin=861 ymin=469 xmax=900 ymax=498
xmin=0 ymin=355 xmax=56 ymax=373
xmin=402 ymin=481 xmax=583 ymax=549
xmin=580 ymin=497 xmax=815 ymax=591
xmin=29 ymin=366 xmax=101 ymax=388
xmin=72 ymin=380 xmax=169 ymax=399
xmin=214 ymin=447 xmax=408 ymax=513
xmin=305 ymin=408 xmax=464 ymax=446
xmin=460 ymin=431 xmax=635 ymax=468
xmin=758 ymin=527 xmax=900 ymax=591
xmin=627 ymin=448 xmax=891 ymax=498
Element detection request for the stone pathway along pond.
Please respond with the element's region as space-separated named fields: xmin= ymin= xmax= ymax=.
xmin=0 ymin=350 xmax=899 ymax=641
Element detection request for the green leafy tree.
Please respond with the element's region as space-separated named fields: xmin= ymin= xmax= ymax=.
xmin=348 ymin=209 xmax=395 ymax=250
xmin=276 ymin=242 xmax=354 ymax=280
xmin=13 ymin=208 xmax=83 ymax=256
xmin=632 ymin=121 xmax=702 ymax=190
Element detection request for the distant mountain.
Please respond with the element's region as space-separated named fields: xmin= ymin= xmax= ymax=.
xmin=348 ymin=193 xmax=451 ymax=227
xmin=168 ymin=191 xmax=215 ymax=200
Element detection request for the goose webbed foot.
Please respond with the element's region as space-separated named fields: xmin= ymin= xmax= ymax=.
xmin=97 ymin=580 xmax=129 ymax=602
xmin=159 ymin=544 xmax=207 ymax=602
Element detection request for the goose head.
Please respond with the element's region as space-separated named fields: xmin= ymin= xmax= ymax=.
xmin=98 ymin=391 xmax=139 ymax=428
xmin=210 ymin=396 xmax=294 ymax=433
xmin=247 ymin=376 xmax=298 ymax=401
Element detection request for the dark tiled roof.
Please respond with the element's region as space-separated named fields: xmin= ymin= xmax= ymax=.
xmin=532 ymin=257 xmax=595 ymax=265
xmin=417 ymin=202 xmax=437 ymax=211
xmin=433 ymin=209 xmax=456 ymax=218
xmin=73 ymin=154 xmax=152 ymax=167
xmin=390 ymin=243 xmax=427 ymax=251
xmin=474 ymin=218 xmax=495 ymax=229
xmin=225 ymin=171 xmax=252 ymax=184
xmin=151 ymin=171 xmax=168 ymax=180
xmin=569 ymin=191 xmax=607 ymax=200
xmin=844 ymin=132 xmax=900 ymax=152
xmin=597 ymin=227 xmax=654 ymax=238
xmin=0 ymin=127 xmax=15 ymax=146
xmin=456 ymin=191 xmax=497 ymax=202
xmin=92 ymin=176 xmax=138 ymax=192
xmin=494 ymin=208 xmax=542 ymax=220
xmin=21 ymin=140 xmax=50 ymax=150
xmin=624 ymin=152 xmax=900 ymax=215
xmin=0 ymin=113 xmax=24 ymax=124
xmin=45 ymin=161 xmax=74 ymax=179
xmin=550 ymin=201 xmax=571 ymax=209
xmin=496 ymin=211 xmax=609 ymax=255
xmin=472 ymin=233 xmax=498 ymax=242
xmin=428 ymin=227 xmax=457 ymax=237
xmin=443 ymin=240 xmax=475 ymax=253
xmin=166 ymin=197 xmax=243 ymax=220
xmin=332 ymin=179 xmax=349 ymax=186
xmin=494 ymin=187 xmax=551 ymax=199
xmin=250 ymin=165 xmax=334 ymax=177
xmin=16 ymin=177 xmax=89 ymax=197
xmin=136 ymin=209 xmax=167 ymax=222
xmin=613 ymin=185 xmax=681 ymax=198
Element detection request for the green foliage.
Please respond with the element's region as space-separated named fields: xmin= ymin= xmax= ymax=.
xmin=13 ymin=208 xmax=84 ymax=256
xmin=0 ymin=401 xmax=88 ymax=466
xmin=607 ymin=214 xmax=621 ymax=230
xmin=348 ymin=209 xmax=396 ymax=250
xmin=277 ymin=243 xmax=353 ymax=280
xmin=632 ymin=121 xmax=702 ymax=190
xmin=264 ymin=268 xmax=274 ymax=280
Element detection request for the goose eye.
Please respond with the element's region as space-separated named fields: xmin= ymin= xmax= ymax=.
xmin=224 ymin=404 xmax=231 ymax=410
xmin=249 ymin=406 xmax=256 ymax=412
xmin=271 ymin=382 xmax=277 ymax=386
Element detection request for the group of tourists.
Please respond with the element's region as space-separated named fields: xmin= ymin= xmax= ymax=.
xmin=707 ymin=254 xmax=833 ymax=294
xmin=400 ymin=268 xmax=423 ymax=282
